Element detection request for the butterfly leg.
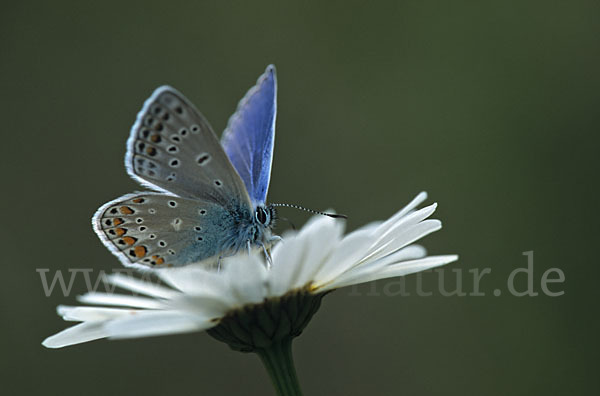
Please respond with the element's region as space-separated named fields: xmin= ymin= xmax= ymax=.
xmin=269 ymin=235 xmax=283 ymax=245
xmin=256 ymin=242 xmax=272 ymax=269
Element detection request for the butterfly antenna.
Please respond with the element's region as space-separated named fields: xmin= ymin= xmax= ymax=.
xmin=271 ymin=203 xmax=348 ymax=219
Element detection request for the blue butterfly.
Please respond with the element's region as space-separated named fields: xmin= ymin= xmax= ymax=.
xmin=93 ymin=65 xmax=279 ymax=269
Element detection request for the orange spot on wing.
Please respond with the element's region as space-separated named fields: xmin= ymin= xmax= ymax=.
xmin=151 ymin=255 xmax=165 ymax=265
xmin=119 ymin=206 xmax=134 ymax=215
xmin=123 ymin=236 xmax=137 ymax=245
xmin=132 ymin=198 xmax=144 ymax=203
xmin=115 ymin=228 xmax=126 ymax=236
xmin=134 ymin=246 xmax=147 ymax=258
xmin=113 ymin=218 xmax=124 ymax=225
xmin=150 ymin=134 xmax=161 ymax=142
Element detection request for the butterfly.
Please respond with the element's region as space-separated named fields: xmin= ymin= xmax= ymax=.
xmin=93 ymin=65 xmax=279 ymax=269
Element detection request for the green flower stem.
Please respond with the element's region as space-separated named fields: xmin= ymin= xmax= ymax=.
xmin=207 ymin=291 xmax=325 ymax=395
xmin=256 ymin=339 xmax=302 ymax=396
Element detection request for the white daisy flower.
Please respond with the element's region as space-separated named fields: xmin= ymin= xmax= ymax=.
xmin=43 ymin=192 xmax=457 ymax=394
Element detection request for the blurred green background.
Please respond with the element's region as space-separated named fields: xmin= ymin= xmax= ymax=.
xmin=1 ymin=1 xmax=598 ymax=395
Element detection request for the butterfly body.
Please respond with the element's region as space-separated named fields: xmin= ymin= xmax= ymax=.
xmin=93 ymin=66 xmax=278 ymax=269
xmin=156 ymin=200 xmax=275 ymax=266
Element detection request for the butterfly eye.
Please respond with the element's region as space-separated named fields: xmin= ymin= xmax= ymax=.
xmin=256 ymin=207 xmax=268 ymax=225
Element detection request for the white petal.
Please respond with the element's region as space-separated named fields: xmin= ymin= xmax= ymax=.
xmin=376 ymin=192 xmax=428 ymax=236
xmin=42 ymin=322 xmax=109 ymax=349
xmin=375 ymin=255 xmax=459 ymax=279
xmin=106 ymin=310 xmax=210 ymax=339
xmin=312 ymin=226 xmax=377 ymax=287
xmin=327 ymin=255 xmax=459 ymax=290
xmin=365 ymin=204 xmax=438 ymax=260
xmin=224 ymin=255 xmax=268 ymax=306
xmin=365 ymin=219 xmax=441 ymax=263
xmin=107 ymin=274 xmax=178 ymax=299
xmin=358 ymin=220 xmax=383 ymax=233
xmin=269 ymin=227 xmax=308 ymax=296
xmin=322 ymin=245 xmax=427 ymax=290
xmin=377 ymin=203 xmax=437 ymax=242
xmin=57 ymin=305 xmax=141 ymax=322
xmin=290 ymin=216 xmax=344 ymax=290
xmin=77 ymin=292 xmax=167 ymax=309
xmin=269 ymin=215 xmax=342 ymax=296
xmin=156 ymin=264 xmax=224 ymax=296
xmin=168 ymin=294 xmax=231 ymax=318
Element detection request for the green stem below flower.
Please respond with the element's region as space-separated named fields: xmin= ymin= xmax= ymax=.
xmin=256 ymin=339 xmax=303 ymax=396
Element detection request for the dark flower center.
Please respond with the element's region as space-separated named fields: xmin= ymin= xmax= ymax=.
xmin=207 ymin=289 xmax=326 ymax=352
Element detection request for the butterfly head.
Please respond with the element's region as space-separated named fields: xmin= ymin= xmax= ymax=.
xmin=252 ymin=205 xmax=277 ymax=241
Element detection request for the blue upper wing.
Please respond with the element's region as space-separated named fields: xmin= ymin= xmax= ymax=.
xmin=221 ymin=65 xmax=277 ymax=206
